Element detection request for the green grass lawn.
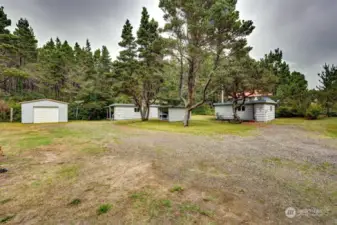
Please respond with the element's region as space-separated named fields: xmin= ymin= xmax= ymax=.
xmin=272 ymin=117 xmax=337 ymax=138
xmin=114 ymin=115 xmax=256 ymax=136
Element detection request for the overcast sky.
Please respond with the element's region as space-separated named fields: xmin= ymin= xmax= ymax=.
xmin=2 ymin=0 xmax=337 ymax=88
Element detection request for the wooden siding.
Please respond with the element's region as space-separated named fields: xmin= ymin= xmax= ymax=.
xmin=168 ymin=108 xmax=186 ymax=122
xmin=215 ymin=105 xmax=254 ymax=121
xmin=114 ymin=106 xmax=158 ymax=120
xmin=254 ymin=104 xmax=275 ymax=122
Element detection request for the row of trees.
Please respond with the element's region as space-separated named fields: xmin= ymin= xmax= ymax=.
xmin=0 ymin=1 xmax=336 ymax=125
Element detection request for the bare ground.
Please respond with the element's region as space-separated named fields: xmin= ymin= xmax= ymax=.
xmin=0 ymin=122 xmax=337 ymax=225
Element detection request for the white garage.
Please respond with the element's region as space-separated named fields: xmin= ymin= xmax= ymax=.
xmin=21 ymin=99 xmax=68 ymax=124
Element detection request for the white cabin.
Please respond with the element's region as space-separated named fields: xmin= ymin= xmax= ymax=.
xmin=107 ymin=104 xmax=188 ymax=122
xmin=214 ymin=97 xmax=276 ymax=122
xmin=158 ymin=106 xmax=188 ymax=122
xmin=107 ymin=104 xmax=159 ymax=120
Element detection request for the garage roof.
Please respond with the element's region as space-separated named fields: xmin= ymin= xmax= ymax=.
xmin=20 ymin=99 xmax=68 ymax=104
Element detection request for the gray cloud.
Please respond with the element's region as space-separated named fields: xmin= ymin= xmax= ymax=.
xmin=2 ymin=0 xmax=337 ymax=88
xmin=2 ymin=0 xmax=162 ymax=56
xmin=238 ymin=0 xmax=337 ymax=88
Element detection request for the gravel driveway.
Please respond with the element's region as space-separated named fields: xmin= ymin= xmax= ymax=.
xmin=110 ymin=124 xmax=337 ymax=225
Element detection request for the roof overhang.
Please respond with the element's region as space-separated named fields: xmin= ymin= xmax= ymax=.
xmin=20 ymin=99 xmax=68 ymax=104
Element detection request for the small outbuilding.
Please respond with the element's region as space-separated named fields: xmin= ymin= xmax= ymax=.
xmin=107 ymin=104 xmax=159 ymax=120
xmin=106 ymin=104 xmax=189 ymax=122
xmin=158 ymin=106 xmax=188 ymax=122
xmin=214 ymin=96 xmax=277 ymax=122
xmin=21 ymin=99 xmax=68 ymax=124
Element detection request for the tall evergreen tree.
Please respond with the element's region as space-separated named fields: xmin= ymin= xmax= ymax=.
xmin=14 ymin=18 xmax=38 ymax=65
xmin=317 ymin=64 xmax=337 ymax=116
xmin=0 ymin=6 xmax=28 ymax=94
xmin=0 ymin=6 xmax=11 ymax=34
xmin=114 ymin=10 xmax=164 ymax=121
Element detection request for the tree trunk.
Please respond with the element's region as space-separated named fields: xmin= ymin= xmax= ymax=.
xmin=140 ymin=104 xmax=149 ymax=121
xmin=183 ymin=109 xmax=191 ymax=127
xmin=232 ymin=104 xmax=240 ymax=122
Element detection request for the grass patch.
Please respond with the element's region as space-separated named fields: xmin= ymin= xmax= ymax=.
xmin=80 ymin=146 xmax=107 ymax=155
xmin=69 ymin=198 xmax=81 ymax=206
xmin=169 ymin=185 xmax=184 ymax=193
xmin=114 ymin=116 xmax=256 ymax=136
xmin=97 ymin=204 xmax=112 ymax=215
xmin=263 ymin=158 xmax=337 ymax=175
xmin=17 ymin=134 xmax=52 ymax=149
xmin=272 ymin=117 xmax=337 ymax=138
xmin=0 ymin=215 xmax=15 ymax=223
xmin=57 ymin=165 xmax=80 ymax=180
xmin=179 ymin=202 xmax=213 ymax=217
xmin=0 ymin=198 xmax=12 ymax=205
xmin=130 ymin=191 xmax=148 ymax=201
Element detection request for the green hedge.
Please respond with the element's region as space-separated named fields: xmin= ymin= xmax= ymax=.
xmin=192 ymin=104 xmax=214 ymax=115
xmin=276 ymin=106 xmax=305 ymax=118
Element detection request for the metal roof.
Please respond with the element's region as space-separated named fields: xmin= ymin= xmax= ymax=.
xmin=20 ymin=99 xmax=68 ymax=104
xmin=108 ymin=104 xmax=160 ymax=107
xmin=214 ymin=97 xmax=277 ymax=106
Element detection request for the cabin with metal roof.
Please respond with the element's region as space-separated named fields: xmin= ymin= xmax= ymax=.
xmin=213 ymin=96 xmax=277 ymax=122
xmin=107 ymin=104 xmax=188 ymax=122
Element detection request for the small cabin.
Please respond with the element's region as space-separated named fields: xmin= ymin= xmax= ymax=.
xmin=158 ymin=106 xmax=187 ymax=122
xmin=107 ymin=104 xmax=159 ymax=120
xmin=214 ymin=97 xmax=277 ymax=122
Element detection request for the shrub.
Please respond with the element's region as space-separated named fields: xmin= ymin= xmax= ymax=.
xmin=276 ymin=106 xmax=293 ymax=118
xmin=169 ymin=185 xmax=184 ymax=193
xmin=192 ymin=104 xmax=214 ymax=115
xmin=97 ymin=204 xmax=112 ymax=215
xmin=305 ymin=103 xmax=322 ymax=120
xmin=276 ymin=106 xmax=305 ymax=118
xmin=328 ymin=112 xmax=337 ymax=117
xmin=69 ymin=198 xmax=81 ymax=206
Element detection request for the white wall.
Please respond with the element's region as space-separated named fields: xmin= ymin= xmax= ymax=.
xmin=149 ymin=106 xmax=159 ymax=119
xmin=21 ymin=100 xmax=68 ymax=124
xmin=114 ymin=106 xmax=159 ymax=120
xmin=168 ymin=108 xmax=186 ymax=122
xmin=215 ymin=105 xmax=254 ymax=121
xmin=114 ymin=106 xmax=141 ymax=120
xmin=254 ymin=104 xmax=275 ymax=122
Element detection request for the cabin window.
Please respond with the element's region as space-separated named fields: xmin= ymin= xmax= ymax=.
xmin=237 ymin=106 xmax=245 ymax=112
xmin=134 ymin=108 xmax=140 ymax=112
xmin=270 ymin=106 xmax=273 ymax=111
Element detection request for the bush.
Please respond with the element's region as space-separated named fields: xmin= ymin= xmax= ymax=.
xmin=97 ymin=204 xmax=112 ymax=215
xmin=328 ymin=112 xmax=337 ymax=117
xmin=276 ymin=106 xmax=305 ymax=118
xmin=192 ymin=104 xmax=214 ymax=115
xmin=276 ymin=106 xmax=293 ymax=118
xmin=305 ymin=103 xmax=322 ymax=120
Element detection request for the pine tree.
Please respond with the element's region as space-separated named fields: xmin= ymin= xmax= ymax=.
xmin=0 ymin=6 xmax=29 ymax=94
xmin=114 ymin=11 xmax=164 ymax=121
xmin=0 ymin=6 xmax=11 ymax=34
xmin=55 ymin=37 xmax=61 ymax=49
xmin=14 ymin=18 xmax=38 ymax=65
xmin=44 ymin=38 xmax=55 ymax=50
xmin=317 ymin=64 xmax=337 ymax=116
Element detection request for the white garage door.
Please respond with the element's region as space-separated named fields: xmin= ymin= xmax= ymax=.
xmin=33 ymin=107 xmax=59 ymax=123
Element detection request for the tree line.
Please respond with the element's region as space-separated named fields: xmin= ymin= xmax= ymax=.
xmin=0 ymin=1 xmax=336 ymax=126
